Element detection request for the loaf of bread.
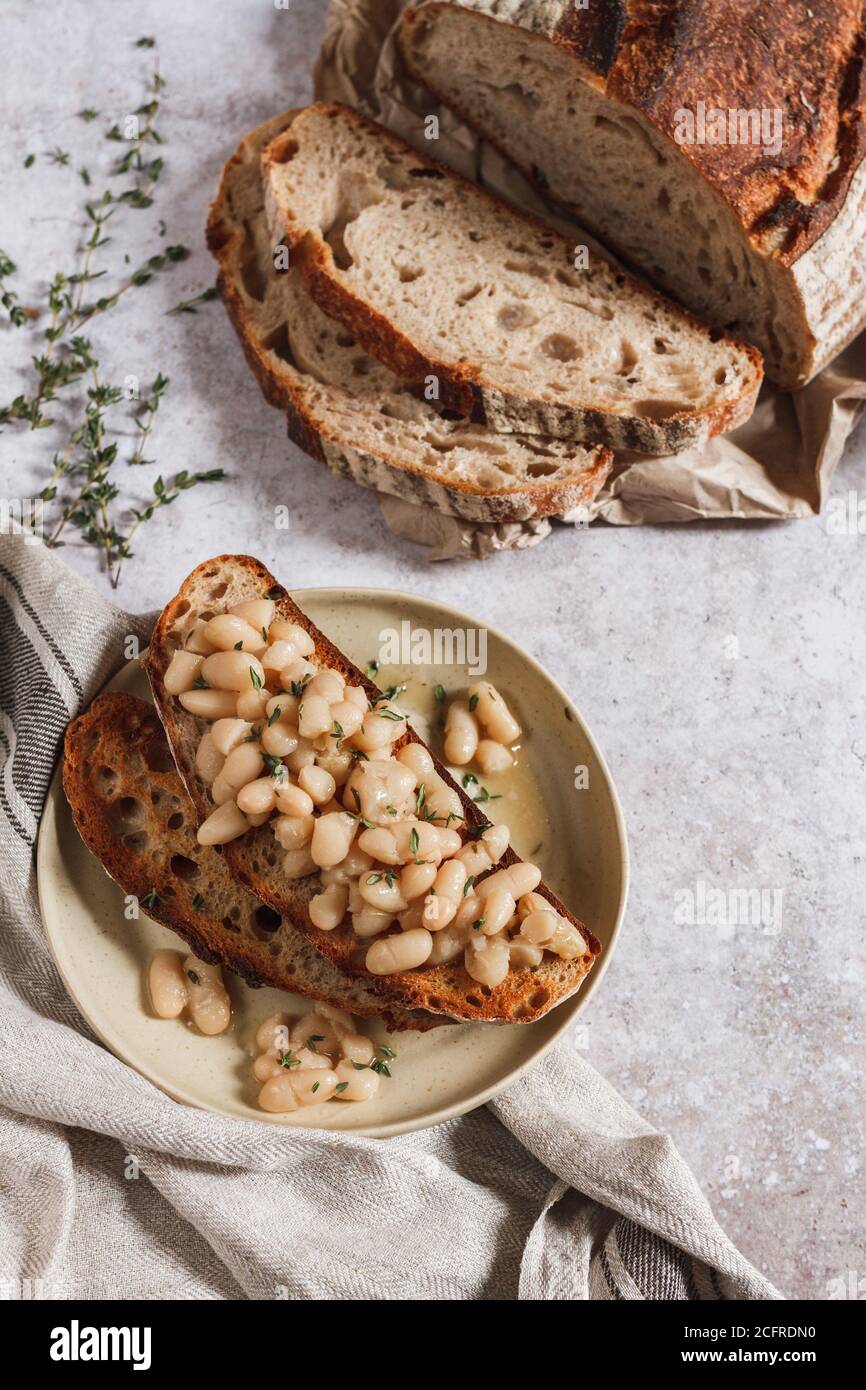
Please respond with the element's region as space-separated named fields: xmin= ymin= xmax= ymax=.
xmin=207 ymin=110 xmax=613 ymax=525
xmin=400 ymin=0 xmax=866 ymax=389
xmin=262 ymin=104 xmax=762 ymax=454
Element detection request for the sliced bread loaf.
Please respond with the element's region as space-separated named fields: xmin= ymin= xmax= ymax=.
xmin=63 ymin=692 xmax=435 ymax=1031
xmin=400 ymin=1 xmax=866 ymax=389
xmin=207 ymin=112 xmax=611 ymax=524
xmin=142 ymin=556 xmax=602 ymax=1024
xmin=262 ymin=103 xmax=763 ymax=454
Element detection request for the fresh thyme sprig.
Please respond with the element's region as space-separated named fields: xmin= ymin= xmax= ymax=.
xmin=129 ymin=372 xmax=169 ymax=465
xmin=0 ymin=251 xmax=25 ymax=327
xmin=0 ymin=38 xmax=225 ymax=586
xmin=167 ymin=285 xmax=218 ymax=315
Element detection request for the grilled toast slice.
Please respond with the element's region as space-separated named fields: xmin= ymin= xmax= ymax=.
xmin=261 ymin=103 xmax=763 ymax=455
xmin=63 ymin=692 xmax=437 ymax=1031
xmin=206 ymin=110 xmax=612 ymax=523
xmin=142 ymin=555 xmax=602 ymax=1023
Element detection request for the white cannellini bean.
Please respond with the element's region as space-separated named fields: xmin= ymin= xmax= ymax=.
xmin=520 ymin=909 xmax=559 ymax=944
xmin=444 ymin=699 xmax=479 ymax=766
xmin=229 ymin=598 xmax=275 ymax=632
xmin=282 ymin=847 xmax=317 ymax=878
xmin=422 ymin=775 xmax=464 ymax=827
xmin=397 ymin=742 xmax=434 ymax=778
xmin=221 ymin=742 xmax=264 ymax=788
xmin=427 ymin=923 xmax=469 ymax=965
xmin=482 ymin=823 xmax=510 ymax=863
xmin=547 ymin=920 xmax=587 ymax=960
xmin=309 ymin=882 xmax=349 ymax=931
xmin=280 ymin=658 xmax=317 ymax=690
xmin=315 ymin=747 xmax=353 ymax=786
xmin=255 ymin=1012 xmax=291 ymax=1053
xmin=285 ymin=738 xmax=317 ymax=774
xmin=184 ymin=619 xmax=216 ymax=655
xmin=210 ymin=772 xmax=236 ymax=806
xmin=201 ymin=650 xmax=266 ymax=694
xmin=455 ymin=839 xmax=495 ymax=877
xmin=292 ymin=1069 xmax=339 ymax=1106
xmin=257 ymin=1072 xmax=299 ymax=1112
xmin=252 ymin=1052 xmax=284 ymax=1083
xmin=340 ymin=1033 xmax=375 ymax=1066
xmin=507 ymin=862 xmax=542 ymax=897
xmin=353 ymin=706 xmax=407 ymax=751
xmin=197 ymin=800 xmax=249 ymax=845
xmin=366 ymin=928 xmax=432 ymax=974
xmin=344 ymin=684 xmax=368 ymax=711
xmin=203 ymin=613 xmax=265 ymax=653
xmin=148 ymin=950 xmax=188 ymax=1018
xmin=334 ymin=1059 xmax=380 ymax=1102
xmin=475 ymin=739 xmax=514 ymax=776
xmin=261 ymin=640 xmax=300 ymax=674
xmin=183 ymin=958 xmax=231 ymax=1034
xmin=518 ymin=891 xmax=549 ymax=921
xmin=298 ymin=694 xmax=332 ymax=740
xmin=164 ymin=649 xmax=204 ymax=695
xmin=179 ymin=688 xmax=238 ymax=720
xmin=269 ymin=619 xmax=315 ymax=656
xmin=261 ymin=721 xmax=299 ymax=758
xmin=328 ymin=699 xmax=364 ymax=739
xmin=476 ymin=886 xmax=516 ymax=936
xmin=291 ymin=1047 xmax=332 ymax=1071
xmin=298 ymin=764 xmax=336 ymax=806
xmin=509 ymin=938 xmax=544 ymax=969
xmin=273 ymin=781 xmax=315 ymax=818
xmin=464 ymin=935 xmax=510 ymax=987
xmin=319 ymin=845 xmax=374 ymax=884
xmin=454 ymin=892 xmax=485 ymax=932
xmin=290 ymin=1012 xmax=342 ymax=1056
xmin=236 ymin=688 xmax=270 ymax=721
xmin=305 ymin=669 xmax=344 ymax=703
xmin=273 ymin=813 xmax=315 ymax=850
xmin=358 ymin=873 xmax=408 ymax=914
xmin=310 ymin=811 xmax=357 ymax=869
xmin=265 ymin=693 xmax=299 ymax=724
xmin=195 ymin=731 xmax=224 ymax=783
xmin=468 ymin=681 xmax=522 ymax=744
xmin=400 ymin=860 xmax=438 ymax=901
xmin=236 ymin=777 xmax=277 ymax=816
xmin=351 ymin=907 xmax=394 ymax=938
xmin=422 ymin=858 xmax=467 ymax=930
xmin=211 ymin=717 xmax=253 ymax=757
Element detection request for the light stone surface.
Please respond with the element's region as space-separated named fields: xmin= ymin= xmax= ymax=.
xmin=1 ymin=0 xmax=864 ymax=1302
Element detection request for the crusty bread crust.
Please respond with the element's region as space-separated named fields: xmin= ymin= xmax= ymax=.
xmin=63 ymin=693 xmax=437 ymax=1031
xmin=206 ymin=111 xmax=612 ymax=524
xmin=261 ymin=103 xmax=763 ymax=454
xmin=400 ymin=1 xmax=866 ymax=388
xmin=142 ymin=556 xmax=602 ymax=1024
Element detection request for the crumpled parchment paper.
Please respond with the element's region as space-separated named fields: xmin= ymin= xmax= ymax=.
xmin=314 ymin=0 xmax=866 ymax=555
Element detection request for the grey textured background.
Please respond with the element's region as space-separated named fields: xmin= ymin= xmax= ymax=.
xmin=1 ymin=0 xmax=864 ymax=1301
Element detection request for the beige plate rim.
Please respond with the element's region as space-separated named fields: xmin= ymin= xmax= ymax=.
xmin=37 ymin=586 xmax=630 ymax=1138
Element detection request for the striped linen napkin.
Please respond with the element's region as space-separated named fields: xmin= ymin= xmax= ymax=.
xmin=0 ymin=535 xmax=781 ymax=1301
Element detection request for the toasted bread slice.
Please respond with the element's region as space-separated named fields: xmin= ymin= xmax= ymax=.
xmin=142 ymin=556 xmax=601 ymax=1023
xmin=206 ymin=111 xmax=612 ymax=524
xmin=63 ymin=692 xmax=437 ymax=1031
xmin=262 ymin=103 xmax=763 ymax=455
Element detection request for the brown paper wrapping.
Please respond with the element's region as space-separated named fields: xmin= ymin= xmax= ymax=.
xmin=314 ymin=0 xmax=866 ymax=552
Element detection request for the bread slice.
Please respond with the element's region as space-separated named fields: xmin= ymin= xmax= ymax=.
xmin=142 ymin=556 xmax=601 ymax=1024
xmin=63 ymin=692 xmax=436 ymax=1031
xmin=399 ymin=1 xmax=866 ymax=390
xmin=206 ymin=111 xmax=612 ymax=524
xmin=262 ymin=103 xmax=763 ymax=455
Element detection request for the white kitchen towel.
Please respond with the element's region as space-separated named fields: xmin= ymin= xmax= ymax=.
xmin=0 ymin=536 xmax=782 ymax=1301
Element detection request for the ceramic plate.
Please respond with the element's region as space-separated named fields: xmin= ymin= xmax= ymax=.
xmin=37 ymin=588 xmax=628 ymax=1137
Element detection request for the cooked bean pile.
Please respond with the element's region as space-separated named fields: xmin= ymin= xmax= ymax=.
xmin=163 ymin=598 xmax=586 ymax=986
xmin=252 ymin=1008 xmax=386 ymax=1111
